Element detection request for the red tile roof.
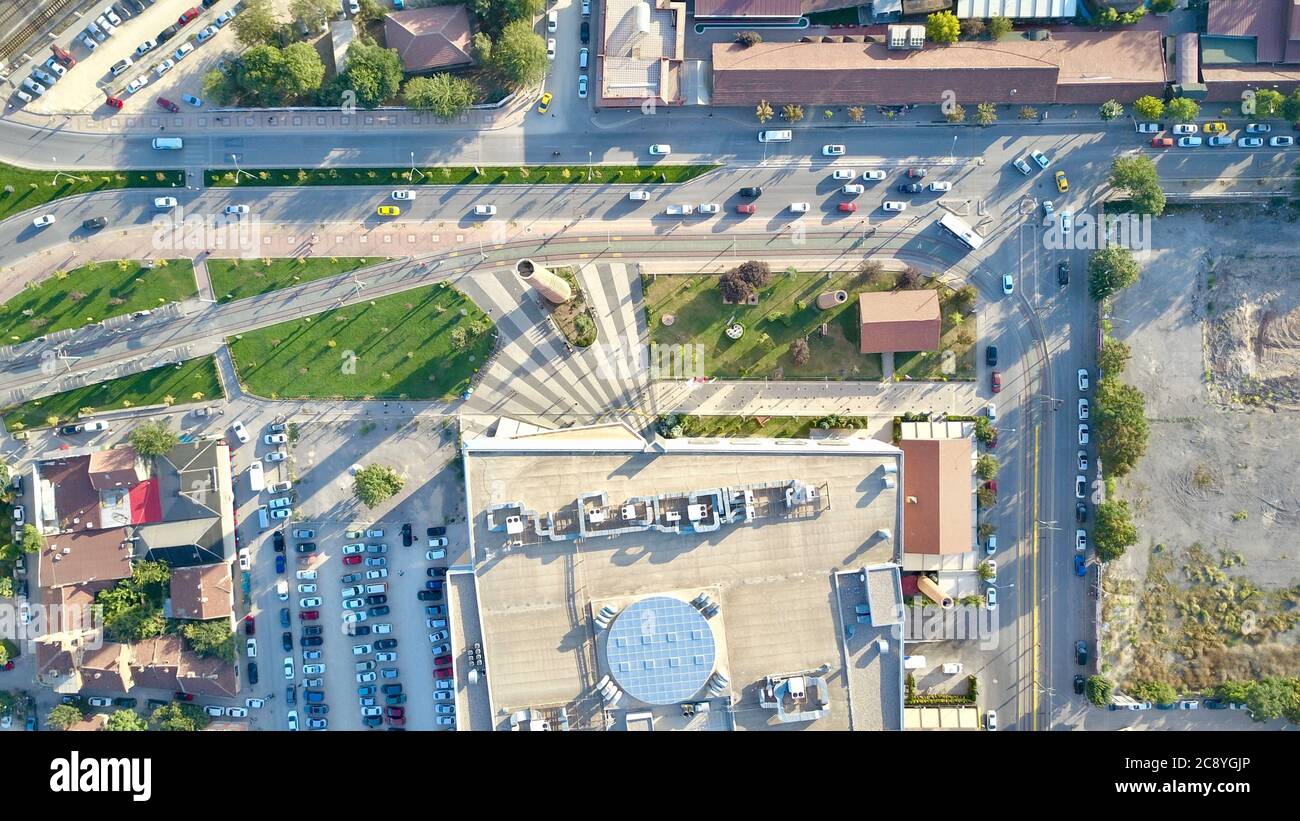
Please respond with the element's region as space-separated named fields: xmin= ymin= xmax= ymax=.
xmin=693 ymin=0 xmax=802 ymax=16
xmin=384 ymin=6 xmax=474 ymax=73
xmin=130 ymin=478 xmax=162 ymax=524
xmin=88 ymin=447 xmax=142 ymax=491
xmin=37 ymin=527 xmax=133 ymax=590
xmin=1208 ymin=0 xmax=1291 ymax=63
xmin=169 ymin=563 xmax=234 ymax=621
xmin=900 ymin=438 xmax=973 ymax=555
xmin=858 ymin=290 xmax=942 ymax=354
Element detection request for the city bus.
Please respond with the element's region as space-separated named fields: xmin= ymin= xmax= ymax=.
xmin=937 ymin=212 xmax=985 ymax=251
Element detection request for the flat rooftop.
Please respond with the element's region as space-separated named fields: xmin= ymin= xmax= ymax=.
xmin=464 ymin=426 xmax=904 ymax=731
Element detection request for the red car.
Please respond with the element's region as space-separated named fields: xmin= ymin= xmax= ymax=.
xmin=735 ymin=203 xmax=756 ymax=214
xmin=244 ymin=614 xmax=255 ymax=635
xmin=174 ymin=691 xmax=194 ymax=701
xmin=1150 ymin=137 xmax=1173 ymax=148
xmin=300 ymin=610 xmax=320 ymax=621
xmin=156 ymin=97 xmax=179 ymax=113
xmin=1 ymin=660 xmax=13 ymax=671
xmin=343 ymin=555 xmax=362 ymax=565
xmin=985 ymin=479 xmax=998 ymax=494
xmin=434 ymin=654 xmax=453 ymax=667
xmin=178 ymin=7 xmax=200 ymax=25
xmin=105 ymin=96 xmax=124 ymax=109
xmin=837 ymin=202 xmax=857 ymax=213
xmin=434 ymin=667 xmax=453 ymax=679
xmin=987 ymin=432 xmax=999 ymax=451
xmin=991 ymin=371 xmax=1002 ymax=393
xmin=386 ymin=706 xmax=405 ymax=719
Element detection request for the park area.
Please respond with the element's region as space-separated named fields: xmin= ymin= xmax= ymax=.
xmin=227 ymin=283 xmax=495 ymax=400
xmin=644 ymin=263 xmax=976 ymax=381
xmin=207 ymin=257 xmax=379 ymax=303
xmin=0 ymin=259 xmax=197 ymax=345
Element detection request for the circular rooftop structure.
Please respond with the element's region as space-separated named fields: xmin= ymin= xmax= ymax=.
xmin=604 ymin=596 xmax=717 ymax=705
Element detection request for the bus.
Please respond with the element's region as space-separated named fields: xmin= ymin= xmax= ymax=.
xmin=937 ymin=212 xmax=985 ymax=251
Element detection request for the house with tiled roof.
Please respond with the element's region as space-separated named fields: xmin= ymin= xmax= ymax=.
xmin=384 ymin=6 xmax=474 ymax=74
xmin=858 ymin=291 xmax=942 ymax=354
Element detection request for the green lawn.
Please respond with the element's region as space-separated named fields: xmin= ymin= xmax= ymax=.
xmin=0 ymin=259 xmax=197 ymax=345
xmin=0 ymin=162 xmax=184 ymax=222
xmin=205 ymin=164 xmax=717 ymax=188
xmin=646 ymin=268 xmax=976 ymax=381
xmin=893 ymin=286 xmax=977 ymax=380
xmin=227 ymin=283 xmax=494 ymax=400
xmin=2 ymin=357 xmax=224 ymax=431
xmin=207 ymin=257 xmax=380 ymax=303
xmin=664 ymin=414 xmax=870 ymax=439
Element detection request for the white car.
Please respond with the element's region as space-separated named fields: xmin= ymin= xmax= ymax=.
xmin=264 ymin=432 xmax=287 ymax=444
xmin=287 ymin=710 xmax=299 ymax=730
xmin=1078 ymin=368 xmax=1090 ymax=391
xmin=342 ymin=597 xmax=365 ymax=609
xmin=86 ymin=696 xmax=112 ymax=707
xmin=299 ymin=597 xmax=321 ymax=608
xmin=297 ymin=583 xmax=317 ymax=594
xmin=204 ymin=705 xmax=224 ymax=717
xmin=1075 ymin=475 xmax=1087 ymax=499
xmin=304 ymin=663 xmax=325 ymax=675
xmin=547 ymin=9 xmax=557 ymax=31
xmin=246 ymin=697 xmax=265 ymax=709
xmin=303 ymin=650 xmax=322 ymax=660
xmin=1030 ymin=150 xmax=1049 ymax=169
xmin=102 ymin=7 xmax=122 ymax=25
xmin=473 ymin=204 xmax=496 ymax=216
xmin=1172 ymin=123 xmax=1197 ymax=135
xmin=283 ymin=658 xmax=295 ymax=679
xmin=136 ymin=39 xmax=157 ymax=55
xmin=154 ymin=59 xmax=175 ymax=77
xmin=342 ymin=543 xmax=366 ymax=555
xmin=578 ymin=75 xmax=588 ymax=99
xmin=1136 ymin=122 xmax=1160 ymax=133
xmin=111 ymin=57 xmax=133 ymax=76
xmin=238 ymin=547 xmax=251 ymax=571
xmin=264 ymin=450 xmax=287 ymax=463
xmin=356 ymin=671 xmax=377 ymax=683
xmin=225 ymin=706 xmax=248 ymax=718
xmin=831 ymin=169 xmax=857 ymax=180
xmin=1013 ymin=157 xmax=1033 ymax=175
xmin=1269 ymin=136 xmax=1295 ymax=148
xmin=365 ymin=569 xmax=388 ymax=580
xmin=125 ymin=76 xmax=148 ymax=94
xmin=1078 ymin=398 xmax=1090 ymax=420
xmin=392 ymin=190 xmax=414 ymax=200
xmin=1002 ymin=274 xmax=1014 ymax=295
xmin=81 ymin=36 xmax=98 ymax=51
xmin=986 ymin=710 xmax=997 ymax=731
xmin=697 ymin=203 xmax=720 ymax=214
xmin=822 ymin=144 xmax=845 ymax=156
xmin=426 ymin=549 xmax=447 ymax=561
xmin=361 ymin=705 xmax=382 ymax=716
xmin=276 ymin=580 xmax=289 ymax=600
xmin=649 ymin=144 xmax=671 ymax=155
xmin=352 ymin=644 xmax=373 ymax=655
xmin=231 ymin=421 xmax=249 ymax=443
xmin=32 ymin=214 xmax=56 ymax=228
xmin=627 ymin=190 xmax=650 ymax=201
xmin=269 ymin=480 xmax=292 ymax=493
xmin=862 ymin=169 xmax=887 ymax=181
xmin=1237 ymin=137 xmax=1264 ymax=148
xmin=546 ymin=38 xmax=555 ymax=60
xmin=376 ymin=652 xmax=397 ymax=662
xmin=789 ymin=202 xmax=810 ymax=213
xmin=196 ymin=25 xmax=219 ymax=43
xmin=1076 ymin=529 xmax=1087 ymax=551
xmin=841 ymin=183 xmax=864 ymax=195
xmin=986 ymin=587 xmax=997 ymax=609
xmin=225 ymin=204 xmax=250 ymax=216
xmin=1078 ymin=424 xmax=1090 ymax=445
xmin=882 ymin=201 xmax=907 ymax=212
xmin=1178 ymin=136 xmax=1203 ymax=147
xmin=296 ymin=570 xmax=317 ymax=580
xmin=928 ymin=181 xmax=952 ymax=192
xmin=155 ymin=196 xmax=178 ymax=209
xmin=1077 ymin=450 xmax=1088 ymax=472
xmin=173 ymin=42 xmax=195 ymax=61
xmin=372 ymin=623 xmax=393 ymax=634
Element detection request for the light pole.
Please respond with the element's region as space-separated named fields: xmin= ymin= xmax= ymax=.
xmin=409 ymin=151 xmax=425 ymax=183
xmin=50 ymin=158 xmax=78 ymax=186
xmin=230 ymin=154 xmax=254 ymax=182
xmin=948 ymin=135 xmax=958 ymax=163
xmin=587 ymin=150 xmax=592 ymax=182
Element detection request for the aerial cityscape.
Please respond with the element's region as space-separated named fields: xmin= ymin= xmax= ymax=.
xmin=0 ymin=0 xmax=1298 ymax=739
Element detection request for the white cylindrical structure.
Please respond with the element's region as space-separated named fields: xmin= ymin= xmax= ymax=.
xmin=516 ymin=258 xmax=572 ymax=304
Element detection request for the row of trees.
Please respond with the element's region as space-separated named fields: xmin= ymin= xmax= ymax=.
xmin=46 ymin=701 xmax=210 ymax=731
xmin=1135 ymin=89 xmax=1300 ymax=125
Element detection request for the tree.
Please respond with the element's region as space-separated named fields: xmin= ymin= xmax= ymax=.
xmin=1130 ymin=680 xmax=1178 ymax=706
xmin=978 ymin=561 xmax=995 ymax=581
xmin=1151 ymin=0 xmax=1175 ymax=12
xmin=1088 ymin=246 xmax=1141 ymax=301
xmin=1094 ymin=380 xmax=1149 ymax=478
xmin=344 ymin=42 xmax=404 ymax=107
xmin=856 ymin=259 xmax=885 ymax=285
xmin=926 ymin=11 xmax=960 ymax=44
xmin=790 ymin=339 xmax=810 ymax=366
xmin=471 ymin=32 xmax=493 ymax=65
xmin=719 ymin=270 xmax=754 ymax=303
xmin=1098 ymin=337 xmax=1131 ymax=377
xmin=1166 ymin=96 xmax=1200 ymax=122
xmin=976 ymin=486 xmax=997 ymax=508
xmin=1098 ymin=99 xmax=1124 ymax=121
xmin=755 ymin=100 xmax=774 ymax=124
xmin=973 ymin=416 xmax=996 ymax=445
xmin=781 ymin=103 xmax=804 ymax=122
xmin=20 ymin=524 xmax=43 ymax=554
xmin=0 ymin=577 xmax=13 ymax=598
xmin=47 ymin=703 xmax=85 ymax=730
xmin=975 ymin=102 xmax=997 ymax=126
xmin=1281 ymin=89 xmax=1300 ymax=124
xmin=289 ymin=0 xmax=333 ymax=27
xmin=182 ymin=621 xmax=236 ymax=663
xmin=975 ymin=455 xmax=1000 ymax=480
xmin=896 ymin=266 xmax=924 ymax=289
xmin=239 ymin=45 xmax=287 ymax=105
xmin=105 ymin=709 xmax=148 ymax=732
xmin=404 ymin=74 xmax=478 ymax=119
xmin=960 ymin=18 xmax=985 ymax=39
xmin=977 ymin=522 xmax=996 ymax=540
xmin=353 ymin=465 xmax=404 ymax=508
xmin=1248 ymin=88 xmax=1284 ymax=119
xmin=280 ymin=42 xmax=326 ymax=98
xmin=847 ymin=106 xmax=864 ymax=123
xmin=503 ymin=0 xmax=546 ymax=20
xmin=233 ymin=0 xmax=278 ymax=47
xmin=951 ymin=284 xmax=977 ymax=313
xmin=1108 ymin=155 xmax=1164 ymax=216
xmin=736 ymin=30 xmax=762 ymax=47
xmin=1086 ymin=675 xmax=1115 ymax=707
xmin=128 ymin=421 xmax=178 ymax=458
xmin=150 ymin=703 xmax=209 ymax=732
xmin=492 ymin=20 xmax=548 ymax=90
xmin=736 ymin=260 xmax=771 ymax=288
xmin=945 ymin=103 xmax=966 ymax=124
xmin=1133 ymin=95 xmax=1165 ymax=120
xmin=202 ymin=68 xmax=239 ymax=105
xmin=356 ymin=0 xmax=386 ymax=27
xmin=986 ymin=15 xmax=1012 ymax=39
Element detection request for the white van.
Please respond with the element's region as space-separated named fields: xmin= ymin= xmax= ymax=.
xmin=363 ymin=583 xmax=387 ymax=595
xmin=257 ymin=505 xmax=270 ymax=530
xmin=665 ymin=204 xmax=693 ymax=216
xmin=758 ymin=130 xmax=792 ymax=143
xmin=248 ymin=460 xmax=265 ymax=493
xmin=151 ymin=137 xmax=183 ymax=150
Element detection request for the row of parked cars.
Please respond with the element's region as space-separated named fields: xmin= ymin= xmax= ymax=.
xmin=424 ymin=538 xmax=457 ymax=728
xmin=341 ymin=533 xmax=406 ymax=729
xmin=103 ymin=1 xmax=235 ymax=109
xmin=1142 ymin=120 xmax=1296 ymax=149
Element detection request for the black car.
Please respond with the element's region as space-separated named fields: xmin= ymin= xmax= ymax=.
xmin=295 ymin=542 xmax=317 ymax=553
xmin=157 ymin=24 xmax=178 ymax=43
xmin=279 ymin=607 xmax=291 ymax=628
xmin=82 ymin=216 xmax=108 ymax=231
xmin=368 ymin=605 xmax=390 ymax=617
xmin=401 ymin=523 xmax=413 ymax=546
xmin=425 ymin=605 xmax=445 ymax=617
xmin=738 ymin=186 xmax=762 ymax=198
xmin=302 ymin=625 xmax=323 ymax=637
xmin=113 ymin=697 xmax=138 ymax=709
xmin=281 ymin=631 xmax=293 ymax=652
xmin=417 ymin=590 xmax=442 ymax=602
xmin=1075 ymin=640 xmax=1088 ymax=666
xmin=425 ymin=580 xmax=443 ymax=590
xmin=427 ymin=526 xmax=446 ymax=537
xmin=350 ymin=625 xmax=372 ymax=636
xmin=365 ymin=594 xmax=387 ymax=606
xmin=247 ymin=662 xmax=258 ymax=684
xmin=285 ymin=686 xmax=295 ymax=705
xmin=897 ymin=183 xmax=922 ymax=194
xmin=272 ymin=530 xmax=286 ymax=552
xmin=381 ymin=683 xmax=403 ymax=695
xmin=374 ymin=638 xmax=398 ymax=650
xmin=305 ymin=704 xmax=329 ymax=716
xmin=340 ymin=572 xmax=362 ymax=584
xmin=1073 ymin=674 xmax=1086 ymax=695
xmin=985 ymin=345 xmax=998 ymax=367
xmin=58 ymin=424 xmax=80 ymax=435
xmin=147 ymin=698 xmax=169 ymax=710
xmin=301 ymin=636 xmax=323 ymax=647
xmin=580 ymin=20 xmax=589 ymax=43
xmin=363 ymin=715 xmax=383 ymax=728
xmin=201 ymin=0 xmax=218 ymax=7
xmin=1057 ymin=260 xmax=1070 ymax=286
xmin=427 ymin=567 xmax=447 ymax=578
xmin=1075 ymin=502 xmax=1087 ymax=524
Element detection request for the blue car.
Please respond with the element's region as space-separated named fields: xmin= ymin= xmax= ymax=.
xmin=275 ymin=553 xmax=286 ymax=574
xmin=1073 ymin=554 xmax=1087 ymax=577
xmin=358 ymin=685 xmax=376 ymax=697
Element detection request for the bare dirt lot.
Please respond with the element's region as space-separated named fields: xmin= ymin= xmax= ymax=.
xmin=1102 ymin=203 xmax=1300 ymax=694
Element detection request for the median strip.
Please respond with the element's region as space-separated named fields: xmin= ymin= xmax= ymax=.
xmin=204 ymin=164 xmax=719 ymax=188
xmin=0 ymin=162 xmax=184 ymax=222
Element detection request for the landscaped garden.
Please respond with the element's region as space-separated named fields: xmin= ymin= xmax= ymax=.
xmin=644 ymin=261 xmax=978 ymax=381
xmin=656 ymin=413 xmax=870 ymax=439
xmin=0 ymin=163 xmax=183 ymax=223
xmin=205 ymin=164 xmax=717 ymax=188
xmin=207 ymin=257 xmax=380 ymax=303
xmin=2 ymin=357 xmax=224 ymax=431
xmin=549 ymin=267 xmax=597 ymax=348
xmin=0 ymin=260 xmax=197 ymax=345
xmin=227 ymin=283 xmax=495 ymax=400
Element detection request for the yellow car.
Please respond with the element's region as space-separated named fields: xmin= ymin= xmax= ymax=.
xmin=1054 ymin=170 xmax=1069 ymax=193
xmin=1203 ymin=121 xmax=1228 ymax=134
xmin=377 ymin=205 xmax=400 ymax=217
xmin=537 ymin=92 xmax=552 ymax=115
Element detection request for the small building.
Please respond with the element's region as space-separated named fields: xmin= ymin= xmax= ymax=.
xmin=1200 ymin=0 xmax=1300 ymax=101
xmin=169 ymin=563 xmax=235 ymax=623
xmin=888 ymin=24 xmax=926 ymax=50
xmin=692 ymin=0 xmax=802 ymax=21
xmin=384 ymin=6 xmax=474 ymax=75
xmin=898 ymin=438 xmax=973 ymax=558
xmin=858 ymin=290 xmax=942 ymax=354
xmin=955 ymin=0 xmax=1078 ymax=19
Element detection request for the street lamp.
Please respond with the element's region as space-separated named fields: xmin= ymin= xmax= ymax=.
xmin=230 ymin=153 xmax=254 ymax=182
xmin=948 ymin=135 xmax=958 ymax=163
xmin=587 ymin=150 xmax=592 ymax=182
xmin=409 ymin=151 xmax=425 ymax=183
xmin=50 ymin=158 xmax=78 ymax=186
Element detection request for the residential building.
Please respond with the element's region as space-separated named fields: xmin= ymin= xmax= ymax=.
xmin=598 ymin=0 xmax=691 ymax=107
xmin=1198 ymin=0 xmax=1300 ymax=100
xmin=858 ymin=290 xmax=942 ymax=354
xmin=384 ymin=6 xmax=475 ymax=74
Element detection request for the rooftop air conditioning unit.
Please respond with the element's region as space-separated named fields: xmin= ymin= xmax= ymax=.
xmin=883 ymin=464 xmax=898 ymax=474
xmin=883 ymin=476 xmax=896 ymax=489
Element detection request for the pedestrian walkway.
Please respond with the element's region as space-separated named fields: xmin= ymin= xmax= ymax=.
xmin=649 ymin=378 xmax=979 ymax=420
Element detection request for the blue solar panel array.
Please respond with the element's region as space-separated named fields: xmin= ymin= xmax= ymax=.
xmin=605 ymin=596 xmax=717 ymax=705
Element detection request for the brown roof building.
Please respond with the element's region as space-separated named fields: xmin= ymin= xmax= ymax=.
xmin=899 ymin=438 xmax=972 ymax=556
xmin=1207 ymin=0 xmax=1300 ymax=64
xmin=599 ymin=0 xmax=687 ymax=107
xmin=712 ymin=29 xmax=1166 ymax=106
xmin=169 ymin=563 xmax=234 ymax=622
xmin=87 ymin=447 xmax=144 ymax=492
xmin=384 ymin=6 xmax=474 ymax=74
xmin=692 ymin=0 xmax=802 ymax=17
xmin=128 ymin=635 xmax=185 ymax=692
xmin=36 ymin=527 xmax=133 ymax=591
xmin=79 ymin=642 xmax=132 ymax=693
xmin=858 ymin=290 xmax=942 ymax=354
